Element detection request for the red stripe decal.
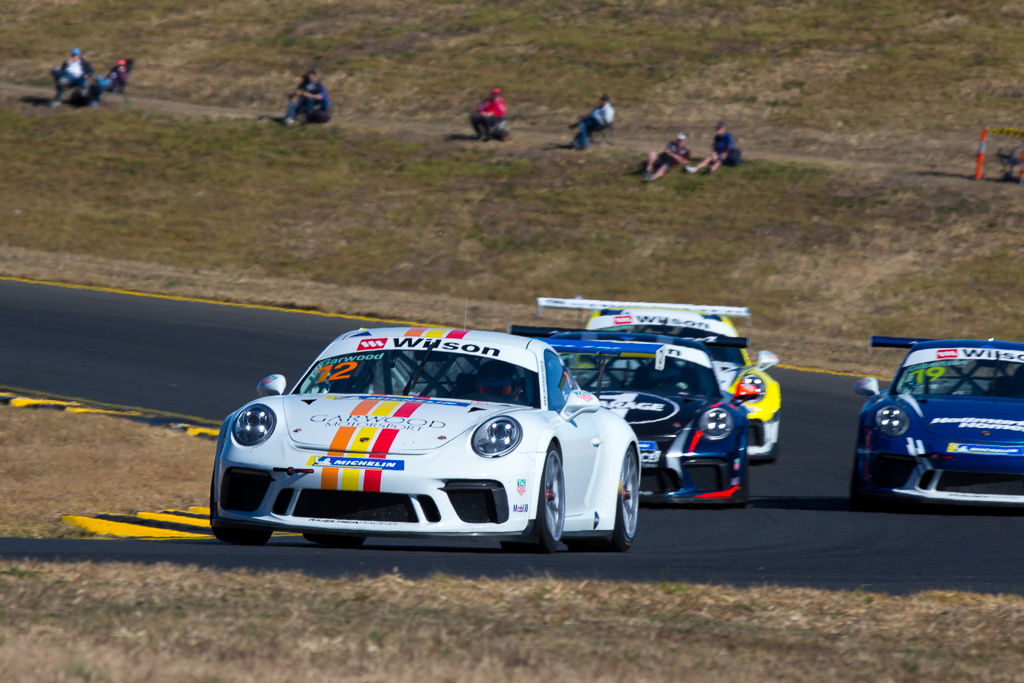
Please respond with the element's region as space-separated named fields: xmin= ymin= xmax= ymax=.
xmin=445 ymin=329 xmax=468 ymax=339
xmin=687 ymin=429 xmax=703 ymax=453
xmin=363 ymin=470 xmax=382 ymax=492
xmin=393 ymin=402 xmax=423 ymax=418
xmin=696 ymin=484 xmax=740 ymax=499
xmin=370 ymin=428 xmax=399 ymax=455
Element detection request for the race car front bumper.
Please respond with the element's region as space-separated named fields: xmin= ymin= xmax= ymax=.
xmin=212 ymin=443 xmax=542 ymax=538
xmin=852 ymin=450 xmax=1024 ymax=507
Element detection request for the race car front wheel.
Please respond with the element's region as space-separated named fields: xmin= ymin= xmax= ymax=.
xmin=534 ymin=446 xmax=566 ymax=553
xmin=567 ymin=447 xmax=639 ymax=552
xmin=211 ymin=524 xmax=272 ymax=545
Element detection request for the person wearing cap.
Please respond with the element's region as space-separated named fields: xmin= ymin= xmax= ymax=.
xmin=87 ymin=58 xmax=133 ymax=106
xmin=470 ymin=88 xmax=508 ymax=141
xmin=643 ymin=133 xmax=693 ymax=182
xmin=283 ymin=70 xmax=331 ymax=125
xmin=569 ymin=94 xmax=615 ymax=149
xmin=692 ymin=121 xmax=743 ymax=172
xmin=50 ymin=48 xmax=93 ymax=106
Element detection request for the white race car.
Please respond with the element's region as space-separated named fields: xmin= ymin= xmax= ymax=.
xmin=211 ymin=327 xmax=640 ymax=552
xmin=534 ymin=298 xmax=782 ymax=462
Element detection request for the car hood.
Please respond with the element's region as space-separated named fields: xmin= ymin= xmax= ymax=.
xmin=595 ymin=390 xmax=707 ymax=440
xmin=281 ymin=395 xmax=527 ymax=454
xmin=909 ymin=396 xmax=1024 ymax=442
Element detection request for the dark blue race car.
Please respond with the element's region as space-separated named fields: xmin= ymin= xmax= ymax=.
xmin=850 ymin=337 xmax=1024 ymax=509
xmin=513 ymin=328 xmax=759 ymax=506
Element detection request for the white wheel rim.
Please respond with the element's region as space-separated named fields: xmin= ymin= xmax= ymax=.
xmin=543 ymin=452 xmax=564 ymax=541
xmin=620 ymin=452 xmax=639 ymax=538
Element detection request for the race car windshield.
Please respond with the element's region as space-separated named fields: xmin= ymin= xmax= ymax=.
xmin=893 ymin=359 xmax=1024 ymax=398
xmin=295 ymin=350 xmax=541 ymax=407
xmin=561 ymin=353 xmax=718 ymax=397
xmin=594 ymin=324 xmax=744 ymax=365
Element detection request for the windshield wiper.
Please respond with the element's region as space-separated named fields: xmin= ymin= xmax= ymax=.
xmin=401 ymin=345 xmax=435 ymax=396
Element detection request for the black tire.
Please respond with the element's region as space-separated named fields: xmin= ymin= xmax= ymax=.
xmin=531 ymin=446 xmax=566 ymax=553
xmin=566 ymin=447 xmax=639 ymax=553
xmin=303 ymin=533 xmax=364 ymax=548
xmin=211 ymin=524 xmax=272 ymax=545
xmin=754 ymin=442 xmax=780 ymax=465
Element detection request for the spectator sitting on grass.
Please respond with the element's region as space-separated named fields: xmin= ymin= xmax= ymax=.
xmin=283 ymin=70 xmax=331 ymax=125
xmin=50 ymin=48 xmax=93 ymax=107
xmin=88 ymin=58 xmax=132 ymax=106
xmin=470 ymin=88 xmax=508 ymax=141
xmin=569 ymin=94 xmax=614 ymax=149
xmin=643 ymin=133 xmax=692 ymax=182
xmin=691 ymin=122 xmax=743 ymax=173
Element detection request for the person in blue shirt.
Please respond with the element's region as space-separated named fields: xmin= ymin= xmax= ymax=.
xmin=50 ymin=48 xmax=93 ymax=106
xmin=569 ymin=94 xmax=614 ymax=149
xmin=693 ymin=122 xmax=743 ymax=172
xmin=283 ymin=70 xmax=331 ymax=125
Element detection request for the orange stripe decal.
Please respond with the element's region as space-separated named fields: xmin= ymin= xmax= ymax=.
xmin=321 ymin=467 xmax=339 ymax=490
xmin=349 ymin=400 xmax=378 ymax=416
xmin=329 ymin=426 xmax=357 ymax=452
xmin=404 ymin=328 xmax=426 ymax=337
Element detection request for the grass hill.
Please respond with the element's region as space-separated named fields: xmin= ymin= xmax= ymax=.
xmin=1 ymin=1 xmax=1024 ymax=371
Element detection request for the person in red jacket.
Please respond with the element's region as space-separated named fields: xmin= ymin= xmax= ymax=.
xmin=470 ymin=88 xmax=508 ymax=141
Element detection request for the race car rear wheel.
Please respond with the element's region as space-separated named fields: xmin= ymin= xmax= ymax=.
xmin=303 ymin=533 xmax=364 ymax=548
xmin=210 ymin=524 xmax=272 ymax=546
xmin=567 ymin=447 xmax=639 ymax=552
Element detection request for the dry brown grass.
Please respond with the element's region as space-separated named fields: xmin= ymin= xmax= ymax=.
xmin=1 ymin=559 xmax=1024 ymax=682
xmin=0 ymin=405 xmax=210 ymax=537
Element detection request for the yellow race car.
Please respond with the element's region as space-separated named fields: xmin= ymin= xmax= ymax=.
xmin=535 ymin=298 xmax=782 ymax=462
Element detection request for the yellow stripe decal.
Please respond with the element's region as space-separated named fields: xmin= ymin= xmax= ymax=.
xmin=349 ymin=427 xmax=380 ymax=453
xmin=369 ymin=401 xmax=400 ymax=417
xmin=424 ymin=328 xmax=445 ymax=338
xmin=341 ymin=468 xmax=361 ymax=491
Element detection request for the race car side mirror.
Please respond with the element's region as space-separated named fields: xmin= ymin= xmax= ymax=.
xmin=853 ymin=377 xmax=880 ymax=397
xmin=731 ymin=382 xmax=761 ymax=404
xmin=257 ymin=374 xmax=287 ymax=397
xmin=560 ymin=390 xmax=601 ymax=421
xmin=756 ymin=350 xmax=779 ymax=370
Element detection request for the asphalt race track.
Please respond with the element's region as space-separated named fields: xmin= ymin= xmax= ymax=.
xmin=4 ymin=278 xmax=1024 ymax=594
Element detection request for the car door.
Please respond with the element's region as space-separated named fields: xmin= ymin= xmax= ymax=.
xmin=544 ymin=350 xmax=601 ymax=516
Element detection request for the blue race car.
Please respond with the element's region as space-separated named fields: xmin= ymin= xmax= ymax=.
xmin=850 ymin=336 xmax=1024 ymax=509
xmin=513 ymin=329 xmax=759 ymax=506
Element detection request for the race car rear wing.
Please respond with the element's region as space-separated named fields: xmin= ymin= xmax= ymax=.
xmin=545 ymin=338 xmax=712 ymax=371
xmin=508 ymin=324 xmax=749 ymax=348
xmin=536 ymin=297 xmax=751 ymax=319
xmin=870 ymin=336 xmax=935 ymax=348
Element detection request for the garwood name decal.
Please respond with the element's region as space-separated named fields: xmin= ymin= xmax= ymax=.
xmin=311 ymin=414 xmax=446 ymax=430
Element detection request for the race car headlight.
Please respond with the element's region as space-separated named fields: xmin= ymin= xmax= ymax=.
xmin=233 ymin=404 xmax=276 ymax=446
xmin=739 ymin=373 xmax=766 ymax=401
xmin=699 ymin=407 xmax=734 ymax=440
xmin=472 ymin=416 xmax=523 ymax=458
xmin=875 ymin=405 xmax=910 ymax=438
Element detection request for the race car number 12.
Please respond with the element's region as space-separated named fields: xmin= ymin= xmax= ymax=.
xmin=316 ymin=361 xmax=358 ymax=383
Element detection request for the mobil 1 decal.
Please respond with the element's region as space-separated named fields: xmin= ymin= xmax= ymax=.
xmin=598 ymin=391 xmax=680 ymax=424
